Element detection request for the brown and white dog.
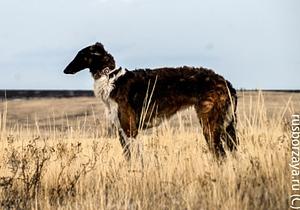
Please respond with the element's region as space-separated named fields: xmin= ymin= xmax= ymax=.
xmin=64 ymin=42 xmax=238 ymax=160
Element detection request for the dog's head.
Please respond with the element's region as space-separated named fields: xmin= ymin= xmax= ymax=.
xmin=63 ymin=42 xmax=115 ymax=75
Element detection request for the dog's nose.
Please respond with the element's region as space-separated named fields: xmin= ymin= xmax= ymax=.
xmin=63 ymin=68 xmax=71 ymax=74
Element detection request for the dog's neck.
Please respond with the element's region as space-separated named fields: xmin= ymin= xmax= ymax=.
xmin=92 ymin=67 xmax=123 ymax=80
xmin=93 ymin=67 xmax=126 ymax=101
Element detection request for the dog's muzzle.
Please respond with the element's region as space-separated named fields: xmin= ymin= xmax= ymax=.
xmin=63 ymin=69 xmax=72 ymax=74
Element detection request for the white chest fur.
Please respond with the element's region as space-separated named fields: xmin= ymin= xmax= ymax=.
xmin=93 ymin=68 xmax=126 ymax=129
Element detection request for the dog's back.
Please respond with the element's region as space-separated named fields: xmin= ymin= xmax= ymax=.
xmin=111 ymin=66 xmax=236 ymax=117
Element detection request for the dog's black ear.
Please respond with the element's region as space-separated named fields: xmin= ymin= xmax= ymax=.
xmin=95 ymin=42 xmax=104 ymax=48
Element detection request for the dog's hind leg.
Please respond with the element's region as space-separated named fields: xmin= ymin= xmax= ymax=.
xmin=196 ymin=95 xmax=238 ymax=158
xmin=199 ymin=113 xmax=226 ymax=158
xmin=195 ymin=98 xmax=226 ymax=158
xmin=222 ymin=97 xmax=238 ymax=152
xmin=224 ymin=118 xmax=238 ymax=151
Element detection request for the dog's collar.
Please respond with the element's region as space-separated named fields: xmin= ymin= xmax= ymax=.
xmin=92 ymin=67 xmax=123 ymax=80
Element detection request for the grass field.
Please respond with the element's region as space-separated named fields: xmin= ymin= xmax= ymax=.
xmin=0 ymin=91 xmax=299 ymax=210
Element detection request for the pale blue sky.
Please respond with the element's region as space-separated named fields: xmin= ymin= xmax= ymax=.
xmin=0 ymin=0 xmax=299 ymax=90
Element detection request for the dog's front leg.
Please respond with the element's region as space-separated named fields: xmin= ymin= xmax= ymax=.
xmin=118 ymin=128 xmax=131 ymax=160
xmin=105 ymin=101 xmax=133 ymax=160
xmin=117 ymin=104 xmax=138 ymax=161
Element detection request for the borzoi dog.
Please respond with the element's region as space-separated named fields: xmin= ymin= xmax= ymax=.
xmin=64 ymin=42 xmax=238 ymax=160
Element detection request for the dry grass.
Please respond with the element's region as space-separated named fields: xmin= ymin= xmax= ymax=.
xmin=0 ymin=91 xmax=298 ymax=210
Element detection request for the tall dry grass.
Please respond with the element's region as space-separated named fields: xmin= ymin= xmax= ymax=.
xmin=0 ymin=91 xmax=294 ymax=210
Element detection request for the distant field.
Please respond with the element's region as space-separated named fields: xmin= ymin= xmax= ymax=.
xmin=0 ymin=91 xmax=298 ymax=209
xmin=2 ymin=91 xmax=300 ymax=129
